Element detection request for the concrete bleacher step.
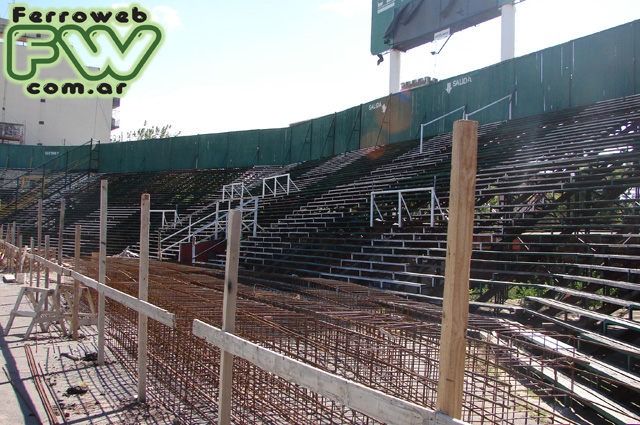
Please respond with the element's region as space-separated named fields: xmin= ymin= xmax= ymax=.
xmin=526 ymin=296 xmax=640 ymax=334
xmin=487 ymin=325 xmax=640 ymax=425
xmin=524 ymin=308 xmax=640 ymax=370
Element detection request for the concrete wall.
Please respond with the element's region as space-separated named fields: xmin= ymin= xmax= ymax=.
xmin=0 ymin=43 xmax=115 ymax=146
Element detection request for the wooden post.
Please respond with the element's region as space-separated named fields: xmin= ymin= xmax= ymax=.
xmin=10 ymin=222 xmax=16 ymax=273
xmin=37 ymin=199 xmax=42 ymax=287
xmin=72 ymin=225 xmax=81 ymax=340
xmin=218 ymin=210 xmax=242 ymax=425
xmin=17 ymin=232 xmax=22 ymax=274
xmin=44 ymin=235 xmax=50 ymax=289
xmin=29 ymin=238 xmax=34 ymax=286
xmin=138 ymin=194 xmax=150 ymax=402
xmin=98 ymin=180 xmax=108 ymax=365
xmin=58 ymin=199 xmax=65 ymax=286
xmin=436 ymin=120 xmax=478 ymax=420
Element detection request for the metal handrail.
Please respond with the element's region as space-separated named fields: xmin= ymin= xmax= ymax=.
xmin=262 ymin=173 xmax=299 ymax=197
xmin=161 ymin=196 xmax=259 ymax=255
xmin=0 ymin=139 xmax=97 ymax=190
xmin=370 ymin=187 xmax=445 ymax=228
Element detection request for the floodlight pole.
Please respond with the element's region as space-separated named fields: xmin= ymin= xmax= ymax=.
xmin=501 ymin=2 xmax=516 ymax=61
xmin=389 ymin=49 xmax=402 ymax=94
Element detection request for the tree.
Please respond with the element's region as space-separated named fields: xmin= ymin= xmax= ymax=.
xmin=111 ymin=120 xmax=181 ymax=142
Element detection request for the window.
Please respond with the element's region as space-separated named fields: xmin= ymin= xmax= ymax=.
xmin=38 ymin=121 xmax=44 ymax=125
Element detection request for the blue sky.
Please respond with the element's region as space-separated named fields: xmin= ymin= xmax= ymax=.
xmin=3 ymin=0 xmax=640 ymax=139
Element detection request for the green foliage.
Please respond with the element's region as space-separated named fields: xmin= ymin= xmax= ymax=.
xmin=507 ymin=285 xmax=539 ymax=300
xmin=111 ymin=120 xmax=181 ymax=142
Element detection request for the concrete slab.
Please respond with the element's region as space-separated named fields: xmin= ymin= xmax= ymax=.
xmin=1 ymin=275 xmax=177 ymax=424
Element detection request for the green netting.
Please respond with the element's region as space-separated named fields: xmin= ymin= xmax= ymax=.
xmin=9 ymin=21 xmax=640 ymax=173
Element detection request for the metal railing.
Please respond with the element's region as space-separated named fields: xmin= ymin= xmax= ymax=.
xmin=159 ymin=196 xmax=261 ymax=259
xmin=419 ymin=94 xmax=513 ymax=153
xmin=222 ymin=182 xmax=252 ymax=201
xmin=150 ymin=208 xmax=179 ymax=228
xmin=0 ymin=139 xmax=99 ymax=217
xmin=262 ymin=173 xmax=299 ymax=197
xmin=370 ymin=187 xmax=446 ymax=228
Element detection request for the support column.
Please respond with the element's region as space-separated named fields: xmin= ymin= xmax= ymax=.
xmin=58 ymin=199 xmax=65 ymax=286
xmin=72 ymin=225 xmax=81 ymax=340
xmin=44 ymin=235 xmax=50 ymax=290
xmin=501 ymin=2 xmax=516 ymax=61
xmin=436 ymin=120 xmax=478 ymax=419
xmin=37 ymin=199 xmax=42 ymax=287
xmin=138 ymin=194 xmax=150 ymax=402
xmin=98 ymin=180 xmax=108 ymax=365
xmin=218 ymin=209 xmax=242 ymax=425
xmin=389 ymin=49 xmax=402 ymax=94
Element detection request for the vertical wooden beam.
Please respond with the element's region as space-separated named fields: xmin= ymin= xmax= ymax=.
xmin=10 ymin=222 xmax=16 ymax=273
xmin=218 ymin=209 xmax=242 ymax=425
xmin=17 ymin=232 xmax=22 ymax=274
xmin=37 ymin=199 xmax=42 ymax=287
xmin=436 ymin=120 xmax=478 ymax=420
xmin=98 ymin=180 xmax=108 ymax=365
xmin=44 ymin=235 xmax=50 ymax=289
xmin=29 ymin=237 xmax=34 ymax=286
xmin=138 ymin=194 xmax=150 ymax=402
xmin=72 ymin=225 xmax=81 ymax=340
xmin=58 ymin=199 xmax=65 ymax=286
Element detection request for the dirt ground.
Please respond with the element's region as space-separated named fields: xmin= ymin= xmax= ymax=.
xmin=0 ymin=275 xmax=178 ymax=425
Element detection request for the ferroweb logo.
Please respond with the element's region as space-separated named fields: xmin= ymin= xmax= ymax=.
xmin=3 ymin=3 xmax=163 ymax=97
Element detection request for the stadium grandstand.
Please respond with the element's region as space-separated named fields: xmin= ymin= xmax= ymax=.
xmin=2 ymin=19 xmax=640 ymax=425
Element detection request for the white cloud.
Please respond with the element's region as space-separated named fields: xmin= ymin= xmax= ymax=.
xmin=317 ymin=0 xmax=368 ymax=17
xmin=152 ymin=6 xmax=184 ymax=32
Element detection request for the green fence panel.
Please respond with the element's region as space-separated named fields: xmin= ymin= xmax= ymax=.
xmin=6 ymin=20 xmax=640 ymax=174
xmin=334 ymin=105 xmax=361 ymax=154
xmin=290 ymin=121 xmax=313 ymax=162
xmin=388 ymin=90 xmax=418 ymax=144
xmin=636 ymin=21 xmax=640 ymax=95
xmin=227 ymin=130 xmax=259 ymax=168
xmin=118 ymin=141 xmax=144 ymax=173
xmin=310 ymin=113 xmax=336 ymax=159
xmin=197 ymin=133 xmax=230 ymax=169
xmin=541 ymin=43 xmax=572 ymax=113
xmin=258 ymin=128 xmax=289 ymax=165
xmin=360 ymin=95 xmax=390 ymax=149
xmin=465 ymin=60 xmax=515 ymax=125
xmin=169 ymin=136 xmax=198 ymax=171
xmin=571 ymin=22 xmax=635 ymax=107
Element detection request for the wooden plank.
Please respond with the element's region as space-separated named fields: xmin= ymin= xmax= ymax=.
xmin=98 ymin=179 xmax=108 ymax=365
xmin=138 ymin=194 xmax=150 ymax=402
xmin=27 ymin=252 xmax=169 ymax=327
xmin=29 ymin=238 xmax=33 ymax=286
xmin=437 ymin=120 xmax=478 ymax=420
xmin=486 ymin=331 xmax=640 ymax=425
xmin=524 ymin=308 xmax=640 ymax=358
xmin=30 ymin=253 xmax=68 ymax=276
xmin=37 ymin=199 xmax=42 ymax=288
xmin=555 ymin=273 xmax=640 ymax=292
xmin=527 ymin=296 xmax=640 ymax=333
xmin=58 ymin=198 xmax=65 ymax=286
xmin=193 ymin=320 xmax=466 ymax=425
xmin=218 ymin=209 xmax=242 ymax=425
xmin=73 ymin=225 xmax=81 ymax=340
xmin=67 ymin=269 xmax=175 ymax=328
xmin=44 ymin=235 xmax=50 ymax=290
xmin=512 ymin=326 xmax=640 ymax=394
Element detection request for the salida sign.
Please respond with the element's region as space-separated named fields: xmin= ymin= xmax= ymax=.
xmin=3 ymin=4 xmax=163 ymax=97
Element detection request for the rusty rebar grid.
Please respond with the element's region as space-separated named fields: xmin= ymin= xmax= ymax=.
xmin=80 ymin=257 xmax=595 ymax=424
